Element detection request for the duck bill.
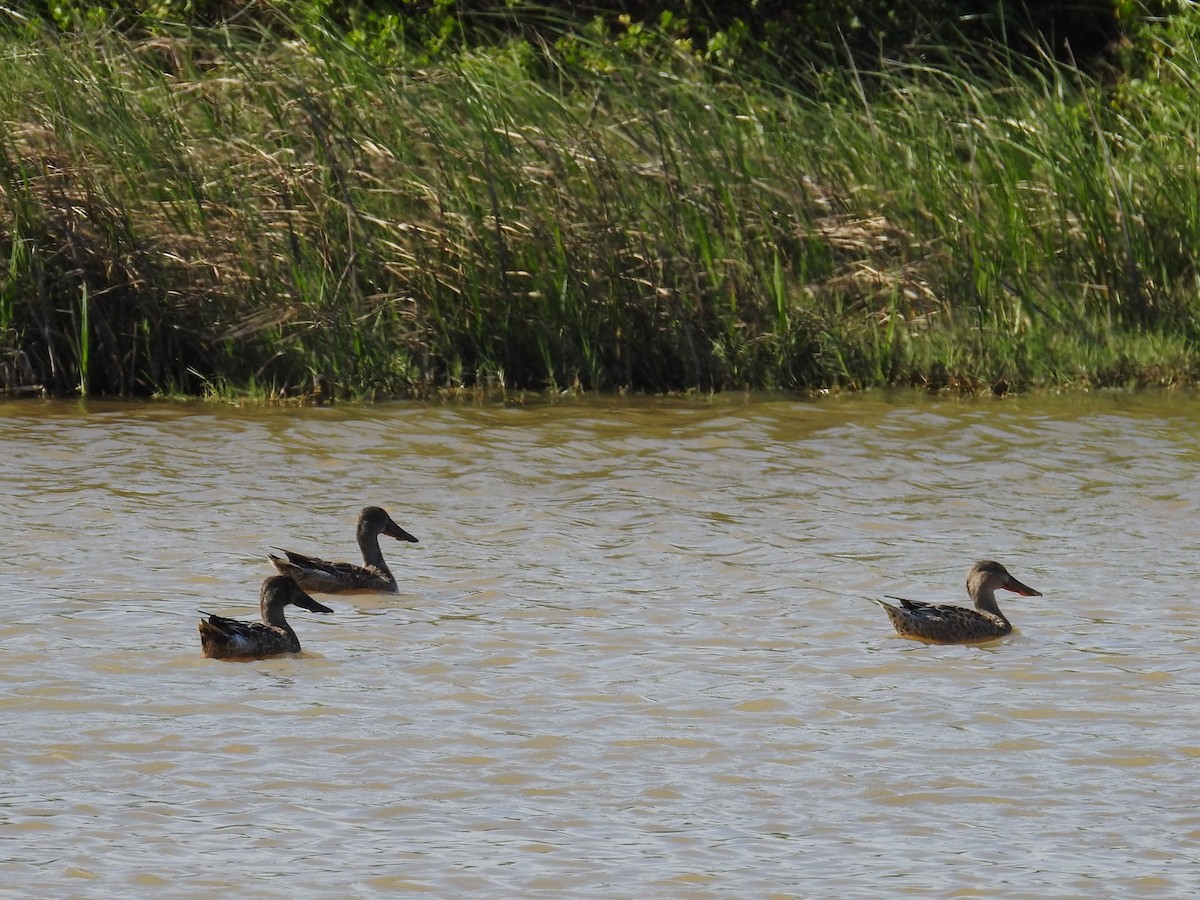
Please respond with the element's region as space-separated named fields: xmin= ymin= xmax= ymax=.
xmin=384 ymin=520 xmax=419 ymax=544
xmin=296 ymin=592 xmax=336 ymax=614
xmin=1002 ymin=575 xmax=1042 ymax=597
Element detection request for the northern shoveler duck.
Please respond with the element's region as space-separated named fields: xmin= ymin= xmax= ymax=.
xmin=198 ymin=575 xmax=334 ymax=660
xmin=870 ymin=559 xmax=1042 ymax=644
xmin=268 ymin=506 xmax=418 ymax=594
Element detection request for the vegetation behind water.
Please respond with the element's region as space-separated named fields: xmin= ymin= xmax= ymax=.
xmin=2 ymin=6 xmax=1200 ymax=399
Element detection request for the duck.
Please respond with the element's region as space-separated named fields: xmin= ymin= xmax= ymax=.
xmin=870 ymin=559 xmax=1042 ymax=644
xmin=198 ymin=575 xmax=334 ymax=660
xmin=268 ymin=505 xmax=418 ymax=594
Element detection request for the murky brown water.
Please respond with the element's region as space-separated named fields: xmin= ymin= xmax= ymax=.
xmin=3 ymin=392 xmax=1200 ymax=896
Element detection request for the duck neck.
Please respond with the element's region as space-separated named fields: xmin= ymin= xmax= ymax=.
xmin=358 ymin=531 xmax=395 ymax=583
xmin=261 ymin=601 xmax=298 ymax=638
xmin=971 ymin=587 xmax=1009 ymax=626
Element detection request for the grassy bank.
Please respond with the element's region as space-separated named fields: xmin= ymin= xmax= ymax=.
xmin=2 ymin=12 xmax=1200 ymax=399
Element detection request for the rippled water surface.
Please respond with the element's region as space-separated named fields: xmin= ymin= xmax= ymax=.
xmin=4 ymin=392 xmax=1200 ymax=897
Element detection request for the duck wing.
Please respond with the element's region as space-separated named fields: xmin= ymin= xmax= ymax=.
xmin=199 ymin=612 xmax=261 ymax=637
xmin=885 ymin=595 xmax=937 ymax=613
xmin=270 ymin=548 xmax=350 ymax=575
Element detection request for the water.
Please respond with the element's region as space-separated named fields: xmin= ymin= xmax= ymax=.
xmin=3 ymin=392 xmax=1200 ymax=897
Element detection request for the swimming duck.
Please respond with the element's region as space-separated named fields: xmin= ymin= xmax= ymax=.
xmin=198 ymin=575 xmax=334 ymax=660
xmin=269 ymin=505 xmax=418 ymax=594
xmin=870 ymin=559 xmax=1042 ymax=644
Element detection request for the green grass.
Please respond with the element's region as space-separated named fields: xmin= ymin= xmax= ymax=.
xmin=2 ymin=12 xmax=1200 ymax=399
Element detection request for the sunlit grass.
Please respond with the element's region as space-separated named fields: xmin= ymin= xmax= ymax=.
xmin=2 ymin=13 xmax=1200 ymax=398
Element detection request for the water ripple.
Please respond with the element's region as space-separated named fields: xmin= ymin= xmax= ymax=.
xmin=1 ymin=393 xmax=1199 ymax=894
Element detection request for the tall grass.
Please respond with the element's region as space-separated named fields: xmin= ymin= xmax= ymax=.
xmin=2 ymin=13 xmax=1200 ymax=398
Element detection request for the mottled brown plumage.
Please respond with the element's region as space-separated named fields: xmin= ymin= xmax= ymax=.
xmin=269 ymin=506 xmax=418 ymax=594
xmin=871 ymin=560 xmax=1042 ymax=644
xmin=198 ymin=576 xmax=334 ymax=660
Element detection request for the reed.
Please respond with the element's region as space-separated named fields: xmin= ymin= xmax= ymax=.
xmin=1 ymin=12 xmax=1199 ymax=398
